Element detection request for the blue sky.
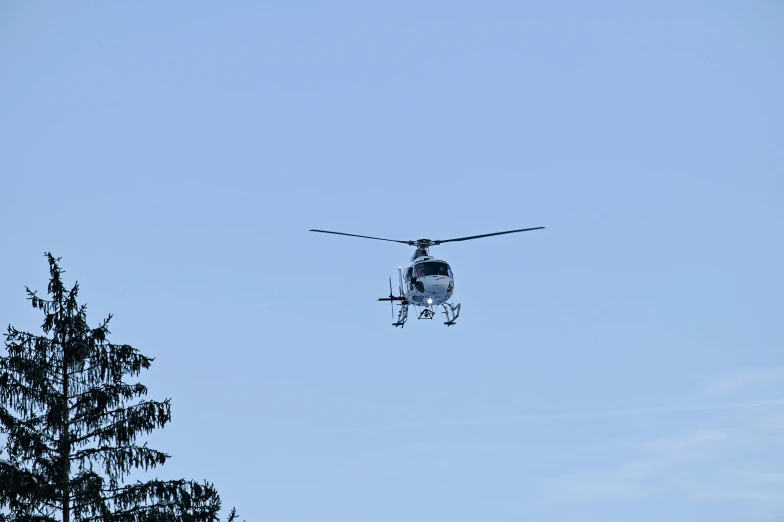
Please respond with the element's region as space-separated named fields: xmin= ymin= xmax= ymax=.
xmin=1 ymin=1 xmax=783 ymax=520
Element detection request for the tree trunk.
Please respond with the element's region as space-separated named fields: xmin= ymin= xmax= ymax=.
xmin=61 ymin=314 xmax=70 ymax=522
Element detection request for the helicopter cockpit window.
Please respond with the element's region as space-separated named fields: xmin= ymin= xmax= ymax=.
xmin=416 ymin=262 xmax=452 ymax=277
xmin=405 ymin=267 xmax=413 ymax=282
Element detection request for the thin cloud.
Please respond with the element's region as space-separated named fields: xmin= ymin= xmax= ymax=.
xmin=540 ymin=427 xmax=727 ymax=504
xmin=359 ymin=398 xmax=784 ymax=432
xmin=739 ymin=471 xmax=784 ymax=487
xmin=644 ymin=428 xmax=728 ymax=453
xmin=538 ymin=415 xmax=784 ymax=517
xmin=685 ymin=476 xmax=784 ymax=520
xmin=541 ymin=471 xmax=647 ymax=503
xmin=762 ymin=415 xmax=784 ymax=431
xmin=703 ymin=367 xmax=784 ymax=396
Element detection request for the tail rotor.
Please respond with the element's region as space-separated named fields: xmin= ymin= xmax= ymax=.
xmin=388 ymin=277 xmax=394 ymax=319
xmin=377 ymin=272 xmax=409 ymax=326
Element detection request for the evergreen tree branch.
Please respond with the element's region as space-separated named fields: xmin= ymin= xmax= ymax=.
xmin=2 ymin=330 xmax=65 ymax=384
xmin=71 ymin=444 xmax=170 ymax=479
xmin=0 ymin=366 xmax=63 ymax=409
xmin=0 ymin=459 xmax=58 ymax=514
xmin=0 ymin=407 xmax=58 ymax=458
xmin=74 ymin=479 xmax=221 ymax=522
xmin=69 ymin=398 xmax=171 ymax=447
xmin=70 ymin=398 xmax=168 ymax=431
xmin=68 ymin=382 xmax=147 ymax=404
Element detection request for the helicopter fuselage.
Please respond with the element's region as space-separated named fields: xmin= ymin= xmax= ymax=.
xmin=400 ymin=256 xmax=454 ymax=307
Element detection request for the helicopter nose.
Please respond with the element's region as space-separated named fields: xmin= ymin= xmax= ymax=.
xmin=424 ymin=277 xmax=452 ymax=293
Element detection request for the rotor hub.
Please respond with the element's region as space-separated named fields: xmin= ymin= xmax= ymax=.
xmin=412 ymin=241 xmax=432 ymax=260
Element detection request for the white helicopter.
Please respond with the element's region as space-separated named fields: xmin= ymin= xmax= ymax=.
xmin=310 ymin=227 xmax=545 ymax=327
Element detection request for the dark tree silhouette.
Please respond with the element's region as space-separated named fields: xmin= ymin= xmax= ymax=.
xmin=0 ymin=253 xmax=232 ymax=522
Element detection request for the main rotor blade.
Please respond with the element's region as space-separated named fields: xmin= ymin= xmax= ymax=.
xmin=434 ymin=227 xmax=545 ymax=244
xmin=309 ymin=229 xmax=411 ymax=244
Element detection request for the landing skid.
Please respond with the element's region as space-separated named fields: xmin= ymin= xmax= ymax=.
xmin=392 ymin=303 xmax=409 ymax=327
xmin=441 ymin=302 xmax=461 ymax=326
xmin=387 ymin=302 xmax=460 ymax=328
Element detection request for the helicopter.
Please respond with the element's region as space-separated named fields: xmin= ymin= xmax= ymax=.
xmin=309 ymin=226 xmax=545 ymax=327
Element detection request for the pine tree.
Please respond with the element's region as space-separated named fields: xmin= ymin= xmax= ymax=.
xmin=0 ymin=253 xmax=226 ymax=522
